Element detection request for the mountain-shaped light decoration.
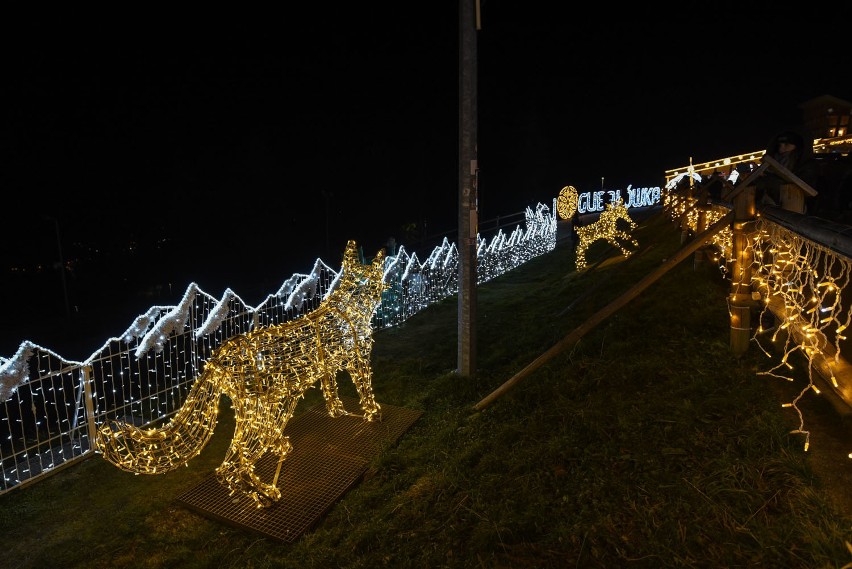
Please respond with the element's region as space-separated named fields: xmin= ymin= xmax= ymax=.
xmin=574 ymin=200 xmax=639 ymax=271
xmin=121 ymin=306 xmax=166 ymax=344
xmin=284 ymin=269 xmax=322 ymax=312
xmin=0 ymin=201 xmax=557 ymax=403
xmin=196 ymin=289 xmax=238 ymax=338
xmin=135 ymin=285 xmax=199 ymax=358
xmin=0 ymin=342 xmax=35 ymax=401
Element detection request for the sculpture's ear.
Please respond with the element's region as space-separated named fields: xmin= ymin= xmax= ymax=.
xmin=373 ymin=248 xmax=385 ymax=267
xmin=342 ymin=240 xmax=358 ymax=269
xmin=372 ymin=249 xmax=387 ymax=286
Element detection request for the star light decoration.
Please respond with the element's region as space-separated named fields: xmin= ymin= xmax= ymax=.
xmin=96 ymin=241 xmax=387 ymax=508
xmin=573 ymin=199 xmax=639 ymax=271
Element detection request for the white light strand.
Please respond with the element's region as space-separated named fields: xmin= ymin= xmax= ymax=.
xmin=0 ymin=202 xmax=558 ymax=401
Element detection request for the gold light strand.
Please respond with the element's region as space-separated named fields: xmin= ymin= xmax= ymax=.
xmin=662 ymin=189 xmax=696 ymax=223
xmin=662 ymin=190 xmax=732 ymax=269
xmin=749 ymin=220 xmax=852 ymax=453
xmin=556 ymin=185 xmax=578 ymax=220
xmin=574 ymin=200 xmax=639 ymax=271
xmin=665 ymin=184 xmax=852 ymax=454
xmin=96 ymin=240 xmax=387 ymax=508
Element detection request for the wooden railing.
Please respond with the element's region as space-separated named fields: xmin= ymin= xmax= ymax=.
xmin=669 ymin=159 xmax=852 ymax=450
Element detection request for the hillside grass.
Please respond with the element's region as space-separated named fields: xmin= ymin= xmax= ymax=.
xmin=2 ymin=210 xmax=852 ymax=568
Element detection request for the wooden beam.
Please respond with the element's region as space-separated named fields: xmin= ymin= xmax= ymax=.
xmin=473 ymin=211 xmax=735 ymax=411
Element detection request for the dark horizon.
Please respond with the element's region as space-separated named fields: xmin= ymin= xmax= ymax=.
xmin=5 ymin=10 xmax=852 ymax=357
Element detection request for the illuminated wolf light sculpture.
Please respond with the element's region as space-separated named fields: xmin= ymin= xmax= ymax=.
xmin=96 ymin=240 xmax=387 ymax=508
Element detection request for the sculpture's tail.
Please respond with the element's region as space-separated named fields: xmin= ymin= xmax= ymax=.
xmin=95 ymin=359 xmax=226 ymax=475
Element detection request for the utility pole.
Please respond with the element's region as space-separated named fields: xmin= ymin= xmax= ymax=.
xmin=458 ymin=0 xmax=479 ymax=377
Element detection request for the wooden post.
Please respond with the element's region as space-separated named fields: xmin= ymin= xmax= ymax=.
xmin=696 ymin=185 xmax=708 ymax=234
xmin=680 ymin=183 xmax=695 ymax=244
xmin=457 ymin=0 xmax=478 ymax=378
xmin=760 ymin=155 xmax=817 ymax=214
xmin=779 ymin=182 xmax=806 ymax=214
xmin=693 ymin=185 xmax=709 ymax=268
xmin=473 ymin=212 xmax=734 ymax=411
xmin=729 ymin=184 xmax=756 ymax=356
xmin=82 ymin=366 xmax=98 ymax=446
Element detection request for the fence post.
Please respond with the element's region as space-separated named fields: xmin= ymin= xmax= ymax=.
xmin=696 ymin=186 xmax=708 ymax=233
xmin=680 ymin=184 xmax=695 ymax=243
xmin=693 ymin=185 xmax=710 ymax=268
xmin=729 ymin=184 xmax=757 ymax=355
xmin=82 ymin=366 xmax=98 ymax=451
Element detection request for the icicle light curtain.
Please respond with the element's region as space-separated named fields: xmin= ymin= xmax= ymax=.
xmin=663 ymin=192 xmax=852 ymax=454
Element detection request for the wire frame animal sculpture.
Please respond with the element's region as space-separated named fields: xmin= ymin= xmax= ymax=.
xmin=574 ymin=200 xmax=639 ymax=271
xmin=96 ymin=240 xmax=387 ymax=508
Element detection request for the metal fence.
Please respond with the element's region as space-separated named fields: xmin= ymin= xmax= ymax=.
xmin=0 ymin=202 xmax=557 ymax=495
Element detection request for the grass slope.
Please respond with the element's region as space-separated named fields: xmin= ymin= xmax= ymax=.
xmin=2 ymin=211 xmax=852 ymax=568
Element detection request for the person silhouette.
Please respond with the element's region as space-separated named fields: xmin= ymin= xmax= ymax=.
xmin=756 ymin=129 xmax=817 ymax=208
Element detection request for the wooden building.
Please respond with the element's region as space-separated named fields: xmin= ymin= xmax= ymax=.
xmin=664 ymin=95 xmax=852 ymax=220
xmin=800 ymin=94 xmax=852 ymax=139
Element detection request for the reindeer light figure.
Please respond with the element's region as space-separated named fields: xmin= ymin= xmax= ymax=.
xmin=574 ymin=200 xmax=639 ymax=271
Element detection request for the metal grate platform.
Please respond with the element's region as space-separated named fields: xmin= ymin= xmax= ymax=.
xmin=175 ymin=397 xmax=423 ymax=542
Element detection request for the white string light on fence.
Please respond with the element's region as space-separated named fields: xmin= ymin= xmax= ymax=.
xmin=96 ymin=241 xmax=387 ymax=508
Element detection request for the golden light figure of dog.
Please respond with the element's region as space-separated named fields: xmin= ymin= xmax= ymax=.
xmin=575 ymin=200 xmax=639 ymax=271
xmin=96 ymin=240 xmax=387 ymax=508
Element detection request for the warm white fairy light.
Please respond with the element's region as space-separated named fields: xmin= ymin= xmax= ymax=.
xmin=662 ymin=187 xmax=696 ymax=219
xmin=557 ymin=185 xmax=578 ymax=220
xmin=574 ymin=200 xmax=638 ymax=271
xmin=662 ymin=180 xmax=852 ymax=454
xmin=662 ymin=190 xmax=733 ymax=270
xmin=96 ymin=241 xmax=387 ymax=508
xmin=665 ymin=151 xmax=764 ymax=185
xmin=749 ymin=219 xmax=852 ymax=453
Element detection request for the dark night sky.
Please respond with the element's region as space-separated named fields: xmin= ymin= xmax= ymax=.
xmin=3 ymin=7 xmax=852 ymax=353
